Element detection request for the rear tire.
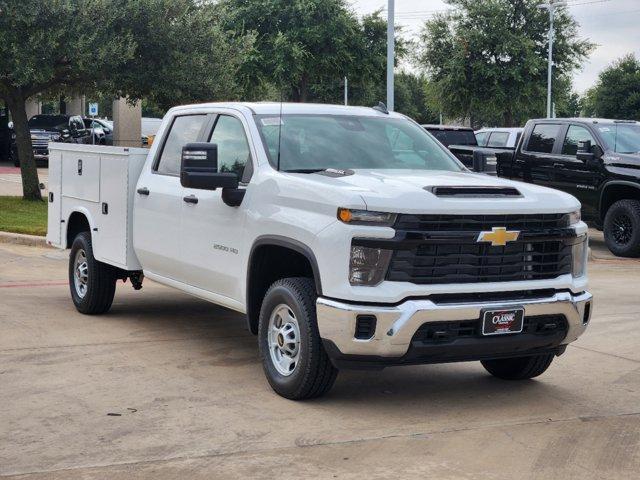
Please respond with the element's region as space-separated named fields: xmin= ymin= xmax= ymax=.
xmin=481 ymin=353 xmax=555 ymax=380
xmin=604 ymin=199 xmax=640 ymax=257
xmin=69 ymin=231 xmax=117 ymax=314
xmin=258 ymin=277 xmax=338 ymax=400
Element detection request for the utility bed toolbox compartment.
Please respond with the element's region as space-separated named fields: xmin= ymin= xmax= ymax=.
xmin=47 ymin=143 xmax=148 ymax=270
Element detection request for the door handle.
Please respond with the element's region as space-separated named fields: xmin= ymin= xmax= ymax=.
xmin=137 ymin=187 xmax=149 ymax=196
xmin=183 ymin=195 xmax=198 ymax=204
xmin=553 ymin=162 xmax=565 ymax=168
xmin=514 ymin=158 xmax=525 ymax=164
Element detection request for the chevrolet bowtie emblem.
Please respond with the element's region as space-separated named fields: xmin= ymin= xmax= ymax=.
xmin=477 ymin=227 xmax=520 ymax=247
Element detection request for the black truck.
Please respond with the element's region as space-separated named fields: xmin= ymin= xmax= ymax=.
xmin=422 ymin=124 xmax=506 ymax=174
xmin=498 ymin=118 xmax=640 ymax=257
xmin=11 ymin=114 xmax=91 ymax=166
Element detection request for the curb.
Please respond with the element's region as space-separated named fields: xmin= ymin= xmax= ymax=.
xmin=0 ymin=231 xmax=50 ymax=248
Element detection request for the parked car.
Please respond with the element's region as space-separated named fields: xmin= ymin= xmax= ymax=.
xmin=476 ymin=127 xmax=523 ymax=148
xmin=498 ymin=118 xmax=640 ymax=257
xmin=141 ymin=117 xmax=162 ymax=146
xmin=46 ymin=102 xmax=592 ymax=399
xmin=422 ymin=124 xmax=501 ymax=173
xmin=83 ymin=118 xmax=111 ymax=145
xmin=12 ymin=114 xmax=91 ymax=166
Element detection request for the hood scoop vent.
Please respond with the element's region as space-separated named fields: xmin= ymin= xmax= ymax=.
xmin=427 ymin=186 xmax=522 ymax=198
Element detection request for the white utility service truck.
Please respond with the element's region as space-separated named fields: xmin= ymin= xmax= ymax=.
xmin=47 ymin=103 xmax=592 ymax=399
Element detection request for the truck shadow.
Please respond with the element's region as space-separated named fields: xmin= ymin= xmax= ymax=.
xmin=102 ymin=284 xmax=581 ymax=410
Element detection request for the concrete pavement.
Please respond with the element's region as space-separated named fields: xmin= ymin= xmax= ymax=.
xmin=0 ymin=162 xmax=48 ymax=197
xmin=0 ymin=243 xmax=639 ymax=479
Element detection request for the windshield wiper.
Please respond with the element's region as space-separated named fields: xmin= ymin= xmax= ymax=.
xmin=282 ymin=168 xmax=326 ymax=173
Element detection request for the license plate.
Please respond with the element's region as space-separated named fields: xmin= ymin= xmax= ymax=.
xmin=482 ymin=308 xmax=524 ymax=336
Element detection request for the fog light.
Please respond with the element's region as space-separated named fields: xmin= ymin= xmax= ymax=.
xmin=349 ymin=246 xmax=392 ymax=286
xmin=572 ymin=235 xmax=588 ymax=278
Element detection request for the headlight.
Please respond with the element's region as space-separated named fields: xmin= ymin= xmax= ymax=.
xmin=572 ymin=234 xmax=588 ymax=278
xmin=349 ymin=246 xmax=392 ymax=286
xmin=568 ymin=210 xmax=581 ymax=225
xmin=338 ymin=208 xmax=396 ymax=226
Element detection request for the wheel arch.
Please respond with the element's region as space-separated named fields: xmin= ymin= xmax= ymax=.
xmin=65 ymin=208 xmax=95 ymax=249
xmin=246 ymin=235 xmax=322 ymax=335
xmin=599 ymin=181 xmax=640 ymax=221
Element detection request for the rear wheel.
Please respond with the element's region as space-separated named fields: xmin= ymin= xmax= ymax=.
xmin=604 ymin=199 xmax=640 ymax=257
xmin=481 ymin=353 xmax=555 ymax=380
xmin=258 ymin=277 xmax=338 ymax=400
xmin=69 ymin=231 xmax=117 ymax=314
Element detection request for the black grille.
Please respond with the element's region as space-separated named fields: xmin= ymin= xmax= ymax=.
xmin=387 ymin=240 xmax=572 ymax=285
xmin=412 ymin=315 xmax=568 ymax=345
xmin=384 ymin=213 xmax=573 ymax=285
xmin=394 ymin=213 xmax=570 ymax=232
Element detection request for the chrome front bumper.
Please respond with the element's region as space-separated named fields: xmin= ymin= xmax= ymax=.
xmin=317 ymin=291 xmax=592 ymax=358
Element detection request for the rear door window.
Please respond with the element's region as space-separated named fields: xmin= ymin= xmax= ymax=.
xmin=487 ymin=132 xmax=510 ymax=147
xmin=561 ymin=125 xmax=597 ymax=156
xmin=155 ymin=115 xmax=208 ymax=176
xmin=526 ymin=124 xmax=563 ymax=153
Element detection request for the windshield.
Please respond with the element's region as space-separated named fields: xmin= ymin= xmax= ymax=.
xmin=255 ymin=114 xmax=463 ymax=172
xmin=597 ymin=124 xmax=640 ymax=154
xmin=28 ymin=115 xmax=68 ymax=129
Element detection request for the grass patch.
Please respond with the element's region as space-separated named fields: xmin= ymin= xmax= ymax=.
xmin=0 ymin=196 xmax=48 ymax=236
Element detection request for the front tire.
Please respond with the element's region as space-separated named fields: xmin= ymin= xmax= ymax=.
xmin=69 ymin=231 xmax=117 ymax=314
xmin=481 ymin=353 xmax=555 ymax=380
xmin=258 ymin=277 xmax=338 ymax=400
xmin=604 ymin=199 xmax=640 ymax=257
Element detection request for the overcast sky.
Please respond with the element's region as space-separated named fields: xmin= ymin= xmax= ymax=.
xmin=350 ymin=0 xmax=640 ymax=93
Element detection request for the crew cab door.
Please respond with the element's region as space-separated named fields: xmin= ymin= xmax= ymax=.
xmin=134 ymin=114 xmax=209 ymax=282
xmin=180 ymin=112 xmax=253 ymax=301
xmin=555 ymin=124 xmax=602 ymax=218
xmin=516 ymin=123 xmax=564 ymax=188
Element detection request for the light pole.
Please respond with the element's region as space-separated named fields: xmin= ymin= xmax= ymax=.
xmin=387 ymin=0 xmax=395 ymax=111
xmin=539 ymin=1 xmax=566 ymax=118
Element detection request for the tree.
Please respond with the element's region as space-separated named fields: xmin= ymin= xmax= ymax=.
xmin=584 ymin=54 xmax=640 ymax=119
xmin=415 ymin=0 xmax=594 ymax=127
xmin=219 ymin=2 xmax=406 ymax=107
xmin=394 ymin=73 xmax=439 ymax=124
xmin=0 ymin=0 xmax=252 ymax=200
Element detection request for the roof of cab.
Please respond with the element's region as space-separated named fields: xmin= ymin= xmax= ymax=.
xmin=169 ymin=102 xmax=405 ymax=118
xmin=528 ymin=117 xmax=640 ymax=125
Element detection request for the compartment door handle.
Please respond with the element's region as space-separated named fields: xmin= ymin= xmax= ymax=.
xmin=137 ymin=187 xmax=150 ymax=196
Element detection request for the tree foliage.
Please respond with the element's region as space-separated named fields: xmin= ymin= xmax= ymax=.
xmin=218 ymin=1 xmax=408 ymax=108
xmin=415 ymin=0 xmax=594 ymax=127
xmin=0 ymin=0 xmax=251 ymax=199
xmin=582 ymin=54 xmax=640 ymax=120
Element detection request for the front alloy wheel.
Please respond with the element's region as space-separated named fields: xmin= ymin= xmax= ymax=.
xmin=604 ymin=199 xmax=640 ymax=257
xmin=258 ymin=277 xmax=338 ymax=399
xmin=267 ymin=304 xmax=301 ymax=376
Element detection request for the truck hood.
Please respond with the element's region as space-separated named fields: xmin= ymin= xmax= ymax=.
xmin=292 ymin=169 xmax=580 ymax=215
xmin=604 ymin=152 xmax=640 ymax=169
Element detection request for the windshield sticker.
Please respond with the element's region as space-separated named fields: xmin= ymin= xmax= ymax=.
xmin=261 ymin=117 xmax=284 ymax=126
xmin=598 ymin=127 xmax=611 ymax=132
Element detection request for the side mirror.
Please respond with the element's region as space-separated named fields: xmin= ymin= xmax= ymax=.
xmin=180 ymin=142 xmax=238 ymax=190
xmin=472 ymin=150 xmax=498 ymax=176
xmin=576 ymin=140 xmax=601 ymax=166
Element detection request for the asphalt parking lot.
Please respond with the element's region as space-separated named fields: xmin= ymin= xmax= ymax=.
xmin=1 ymin=237 xmax=639 ymax=479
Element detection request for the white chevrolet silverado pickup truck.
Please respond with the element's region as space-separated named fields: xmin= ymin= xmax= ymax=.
xmin=47 ymin=102 xmax=593 ymax=399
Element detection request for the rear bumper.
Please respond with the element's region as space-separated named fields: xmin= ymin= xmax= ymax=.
xmin=316 ymin=290 xmax=592 ymax=369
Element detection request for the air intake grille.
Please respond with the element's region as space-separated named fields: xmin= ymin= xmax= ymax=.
xmin=429 ymin=186 xmax=521 ymax=197
xmin=412 ymin=315 xmax=568 ymax=345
